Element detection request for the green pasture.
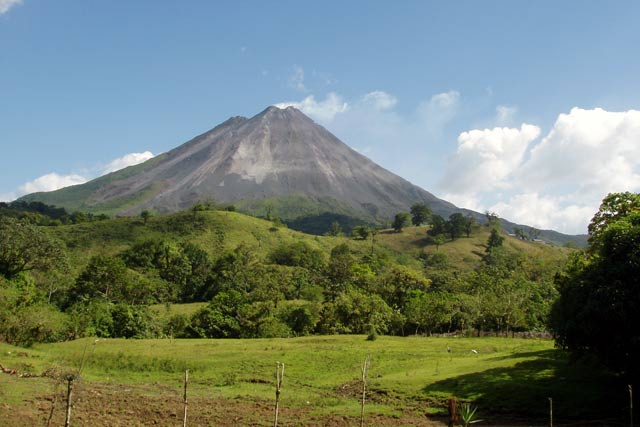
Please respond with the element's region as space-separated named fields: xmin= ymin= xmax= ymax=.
xmin=0 ymin=335 xmax=624 ymax=422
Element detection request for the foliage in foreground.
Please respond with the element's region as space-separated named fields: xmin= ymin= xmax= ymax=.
xmin=551 ymin=192 xmax=640 ymax=380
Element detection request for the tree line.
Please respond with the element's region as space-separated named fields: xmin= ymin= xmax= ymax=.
xmin=0 ymin=205 xmax=557 ymax=346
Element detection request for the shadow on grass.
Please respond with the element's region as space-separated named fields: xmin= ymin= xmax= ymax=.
xmin=424 ymin=349 xmax=628 ymax=423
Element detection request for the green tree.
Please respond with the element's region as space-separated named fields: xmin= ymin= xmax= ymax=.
xmin=428 ymin=214 xmax=446 ymax=236
xmin=551 ymin=193 xmax=640 ymax=379
xmin=403 ymin=290 xmax=454 ymax=335
xmin=410 ymin=203 xmax=432 ymax=226
xmin=587 ymin=191 xmax=640 ymax=247
xmin=319 ymin=288 xmax=393 ymax=335
xmin=375 ymin=266 xmax=431 ymax=308
xmin=322 ymin=220 xmax=344 ymax=236
xmin=446 ymin=213 xmax=467 ymax=240
xmin=486 ymin=229 xmax=504 ymax=253
xmin=68 ymin=255 xmax=157 ymax=306
xmin=485 ymin=211 xmax=501 ymax=230
xmin=140 ymin=210 xmax=151 ymax=225
xmin=324 ymin=243 xmax=355 ymax=300
xmin=392 ymin=212 xmax=410 ymax=232
xmin=464 ymin=215 xmax=478 ymax=238
xmin=267 ymin=241 xmax=326 ymax=271
xmin=351 ymin=225 xmax=370 ymax=240
xmin=0 ymin=217 xmax=68 ymax=280
xmin=189 ymin=290 xmax=246 ymax=338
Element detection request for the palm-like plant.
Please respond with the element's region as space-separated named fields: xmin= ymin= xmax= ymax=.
xmin=459 ymin=403 xmax=482 ymax=427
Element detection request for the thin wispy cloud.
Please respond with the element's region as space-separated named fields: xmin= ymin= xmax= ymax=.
xmin=287 ymin=65 xmax=307 ymax=92
xmin=275 ymin=92 xmax=349 ymax=122
xmin=0 ymin=0 xmax=22 ymax=14
xmin=496 ymin=105 xmax=517 ymax=125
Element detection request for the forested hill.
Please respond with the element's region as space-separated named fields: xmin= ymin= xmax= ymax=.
xmin=1 ymin=206 xmax=571 ymax=345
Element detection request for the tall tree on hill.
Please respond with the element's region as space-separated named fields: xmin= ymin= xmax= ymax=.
xmin=485 ymin=211 xmax=501 ymax=230
xmin=410 ymin=203 xmax=432 ymax=226
xmin=486 ymin=229 xmax=504 ymax=253
xmin=446 ymin=213 xmax=467 ymax=240
xmin=464 ymin=215 xmax=478 ymax=238
xmin=428 ymin=215 xmax=446 ymax=236
xmin=392 ymin=212 xmax=410 ymax=232
xmin=140 ymin=210 xmax=151 ymax=225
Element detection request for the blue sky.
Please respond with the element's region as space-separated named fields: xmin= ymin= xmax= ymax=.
xmin=2 ymin=1 xmax=640 ymax=234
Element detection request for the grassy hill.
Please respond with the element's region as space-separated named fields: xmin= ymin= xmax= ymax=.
xmin=43 ymin=209 xmax=403 ymax=275
xmin=41 ymin=209 xmax=571 ymax=278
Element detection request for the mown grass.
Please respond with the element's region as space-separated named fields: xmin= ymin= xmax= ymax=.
xmin=0 ymin=335 xmax=624 ymax=422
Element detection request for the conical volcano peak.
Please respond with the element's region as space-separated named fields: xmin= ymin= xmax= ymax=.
xmin=20 ymin=104 xmax=456 ymax=223
xmin=258 ymin=105 xmax=309 ymax=121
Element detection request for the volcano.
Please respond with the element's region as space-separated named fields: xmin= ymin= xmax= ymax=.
xmin=20 ymin=106 xmax=585 ymax=244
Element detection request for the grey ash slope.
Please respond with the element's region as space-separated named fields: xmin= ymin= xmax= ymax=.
xmin=21 ymin=106 xmax=586 ymax=245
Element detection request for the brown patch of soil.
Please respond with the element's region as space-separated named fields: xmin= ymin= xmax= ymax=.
xmin=0 ymin=378 xmax=447 ymax=426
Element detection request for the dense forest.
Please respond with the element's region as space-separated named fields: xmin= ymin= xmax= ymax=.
xmin=1 ymin=194 xmax=638 ymax=381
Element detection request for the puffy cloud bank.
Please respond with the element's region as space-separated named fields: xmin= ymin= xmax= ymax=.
xmin=440 ymin=107 xmax=640 ymax=234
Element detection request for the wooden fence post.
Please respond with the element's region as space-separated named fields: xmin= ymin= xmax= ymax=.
xmin=64 ymin=374 xmax=75 ymax=427
xmin=360 ymin=355 xmax=371 ymax=427
xmin=274 ymin=361 xmax=284 ymax=427
xmin=183 ymin=369 xmax=189 ymax=427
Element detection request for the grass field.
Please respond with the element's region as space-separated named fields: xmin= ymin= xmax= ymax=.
xmin=0 ymin=335 xmax=626 ymax=426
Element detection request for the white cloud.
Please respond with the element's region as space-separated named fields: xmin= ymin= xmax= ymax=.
xmin=287 ymin=65 xmax=307 ymax=92
xmin=518 ymin=107 xmax=640 ymax=198
xmin=496 ymin=105 xmax=517 ymax=124
xmin=361 ymin=91 xmax=398 ymax=111
xmin=439 ymin=124 xmax=541 ymax=194
xmin=489 ymin=193 xmax=595 ymax=233
xmin=441 ymin=107 xmax=640 ymax=234
xmin=414 ymin=91 xmax=461 ymax=133
xmin=0 ymin=0 xmax=22 ymax=14
xmin=428 ymin=91 xmax=460 ymax=110
xmin=0 ymin=192 xmax=17 ymax=202
xmin=275 ymin=92 xmax=349 ymax=123
xmin=7 ymin=150 xmax=155 ymax=200
xmin=441 ymin=192 xmax=485 ymax=213
xmin=18 ymin=173 xmax=88 ymax=195
xmin=102 ymin=151 xmax=154 ymax=174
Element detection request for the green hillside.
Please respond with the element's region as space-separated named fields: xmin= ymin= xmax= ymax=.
xmin=40 ymin=209 xmax=570 ymax=281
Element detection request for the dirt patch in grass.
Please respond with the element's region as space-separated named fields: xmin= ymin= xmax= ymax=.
xmin=1 ymin=379 xmax=446 ymax=426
